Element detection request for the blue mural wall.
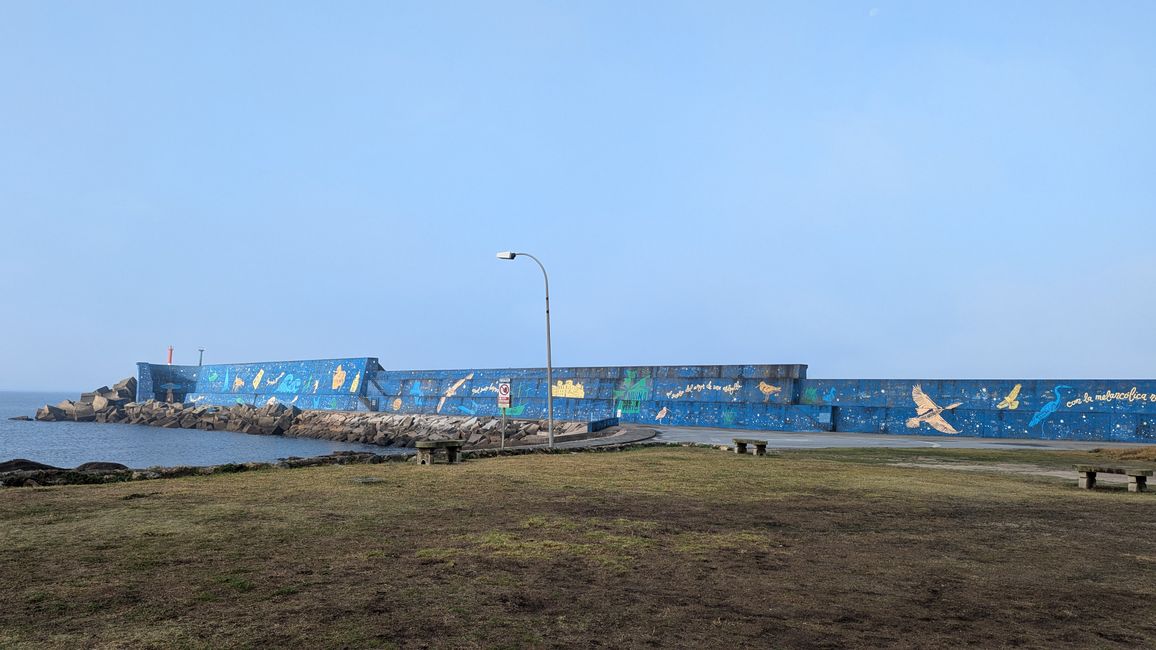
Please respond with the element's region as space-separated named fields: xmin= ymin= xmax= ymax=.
xmin=137 ymin=359 xmax=1156 ymax=443
xmin=795 ymin=379 xmax=1156 ymax=443
xmin=362 ymin=364 xmax=819 ymax=431
xmin=138 ymin=358 xmax=378 ymax=411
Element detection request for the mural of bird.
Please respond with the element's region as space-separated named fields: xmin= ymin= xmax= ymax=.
xmin=996 ymin=384 xmax=1022 ymax=410
xmin=758 ymin=381 xmax=782 ymax=403
xmin=437 ymin=373 xmax=475 ymax=413
xmin=906 ymin=384 xmax=962 ymax=434
xmin=1029 ymin=385 xmax=1072 ymax=427
xmin=655 ymin=406 xmax=668 ymax=421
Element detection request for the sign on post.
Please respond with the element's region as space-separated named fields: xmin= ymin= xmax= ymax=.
xmin=497 ymin=379 xmax=512 ymax=409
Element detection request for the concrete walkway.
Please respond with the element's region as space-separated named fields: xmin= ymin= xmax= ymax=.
xmin=511 ymin=427 xmax=659 ymax=451
xmin=646 ymin=425 xmax=1154 ymax=451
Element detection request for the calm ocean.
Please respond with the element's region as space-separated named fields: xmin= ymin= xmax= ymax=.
xmin=0 ymin=391 xmax=398 ymax=468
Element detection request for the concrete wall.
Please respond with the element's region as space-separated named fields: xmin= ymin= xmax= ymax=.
xmin=796 ymin=379 xmax=1156 ymax=443
xmin=137 ymin=359 xmax=1156 ymax=443
xmin=362 ymin=364 xmax=821 ymax=431
xmin=138 ymin=358 xmax=378 ymax=411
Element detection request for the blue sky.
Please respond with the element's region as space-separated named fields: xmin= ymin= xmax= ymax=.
xmin=2 ymin=1 xmax=1154 ymax=390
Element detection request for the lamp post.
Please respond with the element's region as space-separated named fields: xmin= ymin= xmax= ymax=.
xmin=496 ymin=251 xmax=554 ymax=448
xmin=198 ymin=348 xmax=205 ymax=366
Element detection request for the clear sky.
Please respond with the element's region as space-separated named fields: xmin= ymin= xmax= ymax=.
xmin=2 ymin=1 xmax=1154 ymax=391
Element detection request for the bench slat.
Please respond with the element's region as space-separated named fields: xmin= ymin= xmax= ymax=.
xmin=1074 ymin=465 xmax=1153 ymax=476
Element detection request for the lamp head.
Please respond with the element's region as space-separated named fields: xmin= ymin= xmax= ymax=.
xmin=496 ymin=251 xmax=517 ymax=260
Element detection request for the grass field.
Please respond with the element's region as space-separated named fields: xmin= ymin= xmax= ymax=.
xmin=1 ymin=445 xmax=1154 ymax=648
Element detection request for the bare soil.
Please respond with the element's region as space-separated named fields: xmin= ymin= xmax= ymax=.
xmin=1 ymin=446 xmax=1154 ymax=648
xmin=890 ymin=459 xmax=1133 ymax=483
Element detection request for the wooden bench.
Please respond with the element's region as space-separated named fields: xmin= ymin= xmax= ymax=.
xmin=416 ymin=440 xmax=465 ymax=465
xmin=733 ymin=438 xmax=769 ymax=457
xmin=1074 ymin=465 xmax=1153 ymax=492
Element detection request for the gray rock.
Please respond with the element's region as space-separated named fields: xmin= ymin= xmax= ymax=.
xmin=72 ymin=403 xmax=97 ymax=422
xmin=0 ymin=459 xmax=64 ymax=472
xmin=75 ymin=462 xmax=130 ymax=471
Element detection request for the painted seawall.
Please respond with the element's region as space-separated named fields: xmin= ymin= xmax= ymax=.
xmin=137 ymin=360 xmax=1156 ymax=443
xmin=137 ymin=358 xmax=378 ymax=411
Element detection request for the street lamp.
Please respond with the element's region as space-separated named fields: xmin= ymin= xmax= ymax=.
xmin=496 ymin=251 xmax=554 ymax=448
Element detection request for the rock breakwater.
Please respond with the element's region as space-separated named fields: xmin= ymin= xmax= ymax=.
xmin=33 ymin=378 xmax=592 ymax=449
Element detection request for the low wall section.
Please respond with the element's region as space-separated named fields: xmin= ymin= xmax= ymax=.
xmin=138 ymin=358 xmax=378 ymax=411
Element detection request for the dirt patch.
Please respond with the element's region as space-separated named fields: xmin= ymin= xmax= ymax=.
xmin=890 ymin=460 xmax=1132 ymax=483
xmin=1090 ymin=446 xmax=1156 ymax=462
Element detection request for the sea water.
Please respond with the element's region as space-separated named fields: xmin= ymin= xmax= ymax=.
xmin=0 ymin=391 xmax=399 ymax=468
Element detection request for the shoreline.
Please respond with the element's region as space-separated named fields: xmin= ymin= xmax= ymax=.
xmin=0 ymin=428 xmax=664 ymax=488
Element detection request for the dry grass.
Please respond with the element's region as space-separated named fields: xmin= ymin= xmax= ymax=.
xmin=1090 ymin=446 xmax=1156 ymax=462
xmin=1 ymin=446 xmax=1154 ymax=648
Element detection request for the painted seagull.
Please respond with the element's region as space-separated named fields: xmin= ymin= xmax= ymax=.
xmin=906 ymin=384 xmax=962 ymax=434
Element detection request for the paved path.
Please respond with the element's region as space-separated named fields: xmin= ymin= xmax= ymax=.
xmin=514 ymin=427 xmax=659 ymax=451
xmin=646 ymin=425 xmax=1154 ymax=450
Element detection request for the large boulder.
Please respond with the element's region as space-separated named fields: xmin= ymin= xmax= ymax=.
xmin=111 ymin=377 xmax=137 ymax=400
xmin=35 ymin=404 xmax=69 ymax=421
xmin=0 ymin=459 xmax=64 ymax=472
xmin=75 ymin=462 xmax=130 ymax=471
xmin=72 ymin=403 xmax=97 ymax=422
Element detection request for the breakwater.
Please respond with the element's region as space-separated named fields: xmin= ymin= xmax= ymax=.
xmin=135 ymin=359 xmax=1156 ymax=443
xmin=36 ymin=379 xmax=587 ymax=449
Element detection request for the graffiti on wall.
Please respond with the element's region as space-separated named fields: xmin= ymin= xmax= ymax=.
xmin=996 ymin=384 xmax=1022 ymax=410
xmin=906 ymin=384 xmax=961 ymax=434
xmin=1065 ymin=386 xmax=1156 ymax=408
xmin=655 ymin=406 xmax=668 ymax=421
xmin=1029 ymin=385 xmax=1071 ymax=427
xmin=615 ymin=370 xmax=651 ymax=415
xmin=471 ymin=382 xmax=499 ymax=396
xmin=552 ymin=380 xmax=585 ymax=398
xmin=665 ymin=380 xmax=743 ymax=400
